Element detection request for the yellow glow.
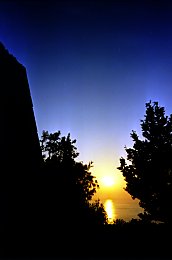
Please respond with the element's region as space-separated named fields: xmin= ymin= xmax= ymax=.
xmin=102 ymin=175 xmax=115 ymax=187
xmin=92 ymin=161 xmax=125 ymax=191
xmin=90 ymin=160 xmax=144 ymax=221
xmin=104 ymin=199 xmax=116 ymax=223
xmin=98 ymin=171 xmax=124 ymax=190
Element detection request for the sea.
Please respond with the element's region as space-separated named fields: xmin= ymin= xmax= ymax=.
xmin=103 ymin=198 xmax=143 ymax=223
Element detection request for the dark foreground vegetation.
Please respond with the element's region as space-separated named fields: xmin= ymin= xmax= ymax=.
xmin=118 ymin=101 xmax=172 ymax=224
xmin=1 ymin=218 xmax=172 ymax=259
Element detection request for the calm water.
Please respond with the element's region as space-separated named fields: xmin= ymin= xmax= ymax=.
xmin=104 ymin=199 xmax=142 ymax=223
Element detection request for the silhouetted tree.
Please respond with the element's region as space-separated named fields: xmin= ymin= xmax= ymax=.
xmin=113 ymin=218 xmax=126 ymax=226
xmin=41 ymin=130 xmax=79 ymax=161
xmin=39 ymin=130 xmax=107 ymax=228
xmin=88 ymin=199 xmax=107 ymax=225
xmin=40 ymin=131 xmax=97 ymax=201
xmin=118 ymin=101 xmax=172 ymax=223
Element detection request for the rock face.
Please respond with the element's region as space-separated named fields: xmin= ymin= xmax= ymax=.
xmin=0 ymin=42 xmax=42 ymax=252
xmin=0 ymin=42 xmax=42 ymax=174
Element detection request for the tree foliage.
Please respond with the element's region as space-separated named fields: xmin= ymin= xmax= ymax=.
xmin=88 ymin=199 xmax=108 ymax=225
xmin=41 ymin=130 xmax=79 ymax=162
xmin=39 ymin=130 xmax=107 ymax=226
xmin=40 ymin=130 xmax=98 ymax=202
xmin=118 ymin=101 xmax=172 ymax=223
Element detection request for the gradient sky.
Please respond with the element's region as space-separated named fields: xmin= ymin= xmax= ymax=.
xmin=1 ymin=0 xmax=172 ymax=219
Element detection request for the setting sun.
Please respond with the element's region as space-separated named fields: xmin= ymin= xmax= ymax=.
xmin=102 ymin=176 xmax=115 ymax=187
xmin=92 ymin=162 xmax=125 ymax=192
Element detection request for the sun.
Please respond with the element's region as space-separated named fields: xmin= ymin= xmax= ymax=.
xmin=101 ymin=175 xmax=115 ymax=187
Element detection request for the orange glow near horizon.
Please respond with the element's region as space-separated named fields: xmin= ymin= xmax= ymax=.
xmin=90 ymin=160 xmax=144 ymax=221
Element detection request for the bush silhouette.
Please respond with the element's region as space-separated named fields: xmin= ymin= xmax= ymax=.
xmin=118 ymin=101 xmax=172 ymax=224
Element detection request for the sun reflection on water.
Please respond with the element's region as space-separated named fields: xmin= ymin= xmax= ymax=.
xmin=104 ymin=199 xmax=116 ymax=223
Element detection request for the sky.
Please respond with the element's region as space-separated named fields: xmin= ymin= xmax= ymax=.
xmin=1 ymin=0 xmax=172 ymax=220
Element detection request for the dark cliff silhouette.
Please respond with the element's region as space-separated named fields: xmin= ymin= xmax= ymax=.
xmin=0 ymin=42 xmax=43 ymax=254
xmin=0 ymin=42 xmax=42 ymax=168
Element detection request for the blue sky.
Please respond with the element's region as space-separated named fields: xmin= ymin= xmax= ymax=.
xmin=1 ymin=0 xmax=172 ymax=216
